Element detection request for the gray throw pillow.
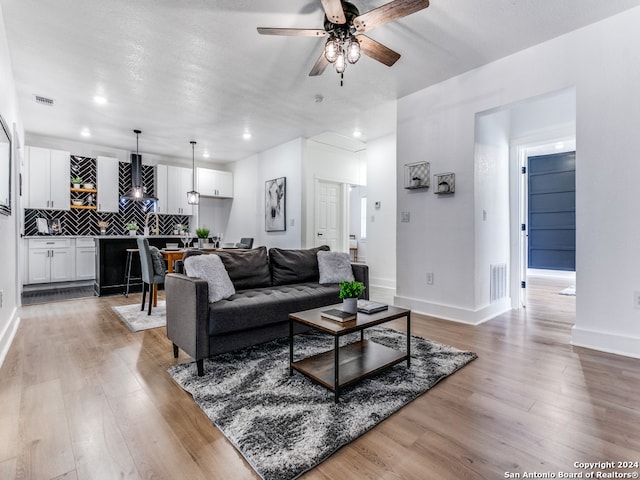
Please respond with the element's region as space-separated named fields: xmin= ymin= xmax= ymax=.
xmin=148 ymin=246 xmax=167 ymax=276
xmin=317 ymin=251 xmax=354 ymax=284
xmin=184 ymin=254 xmax=236 ymax=303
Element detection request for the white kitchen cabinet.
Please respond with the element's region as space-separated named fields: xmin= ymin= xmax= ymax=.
xmin=26 ymin=146 xmax=71 ymax=210
xmin=156 ymin=164 xmax=193 ymax=215
xmin=197 ymin=167 xmax=233 ymax=198
xmin=75 ymin=237 xmax=96 ymax=280
xmin=27 ymin=238 xmax=75 ymax=284
xmin=97 ymin=156 xmax=120 ymax=212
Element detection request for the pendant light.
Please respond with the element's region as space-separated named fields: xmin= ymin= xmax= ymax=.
xmin=132 ymin=129 xmax=143 ymax=200
xmin=187 ymin=140 xmax=199 ymax=205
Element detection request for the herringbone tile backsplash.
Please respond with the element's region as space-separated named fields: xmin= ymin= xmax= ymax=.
xmin=24 ymin=156 xmax=190 ymax=236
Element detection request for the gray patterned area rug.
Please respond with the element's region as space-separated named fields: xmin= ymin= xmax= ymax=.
xmin=112 ymin=301 xmax=166 ymax=332
xmin=168 ymin=327 xmax=477 ymax=480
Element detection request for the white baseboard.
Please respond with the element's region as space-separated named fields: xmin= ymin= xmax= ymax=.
xmin=393 ymin=295 xmax=511 ymax=325
xmin=370 ymin=276 xmax=396 ymax=290
xmin=571 ymin=325 xmax=640 ymax=359
xmin=0 ymin=308 xmax=20 ymax=370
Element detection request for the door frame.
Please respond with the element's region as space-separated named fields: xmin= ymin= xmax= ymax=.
xmin=509 ymin=128 xmax=575 ymax=309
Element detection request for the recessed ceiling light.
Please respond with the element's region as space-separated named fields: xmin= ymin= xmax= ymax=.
xmin=353 ymin=130 xmax=362 ymax=138
xmin=80 ymin=128 xmax=91 ymax=137
xmin=93 ymin=95 xmax=107 ymax=105
xmin=202 ymin=151 xmax=210 ymax=158
xmin=243 ymin=132 xmax=252 ymax=140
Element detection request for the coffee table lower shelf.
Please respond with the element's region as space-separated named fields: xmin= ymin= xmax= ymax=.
xmin=291 ymin=339 xmax=407 ymax=394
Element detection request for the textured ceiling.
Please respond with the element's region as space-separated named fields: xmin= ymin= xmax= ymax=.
xmin=2 ymin=0 xmax=639 ymax=163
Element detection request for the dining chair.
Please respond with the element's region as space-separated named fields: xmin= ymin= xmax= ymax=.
xmin=136 ymin=237 xmax=166 ymax=315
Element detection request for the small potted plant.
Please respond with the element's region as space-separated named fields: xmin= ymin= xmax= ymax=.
xmin=98 ymin=221 xmax=109 ymax=235
xmin=195 ymin=227 xmax=210 ymax=248
xmin=125 ymin=221 xmax=138 ymax=236
xmin=71 ymin=176 xmax=83 ymax=188
xmin=339 ymin=280 xmax=366 ymax=314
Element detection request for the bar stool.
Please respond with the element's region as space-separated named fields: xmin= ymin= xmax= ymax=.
xmin=123 ymin=248 xmax=140 ymax=297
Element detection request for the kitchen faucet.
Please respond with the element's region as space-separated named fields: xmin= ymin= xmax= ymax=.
xmin=145 ymin=212 xmax=160 ymax=236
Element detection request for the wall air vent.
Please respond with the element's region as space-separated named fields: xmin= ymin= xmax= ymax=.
xmin=34 ymin=95 xmax=54 ymax=106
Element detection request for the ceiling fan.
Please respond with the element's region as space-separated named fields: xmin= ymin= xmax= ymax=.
xmin=257 ymin=0 xmax=429 ymax=80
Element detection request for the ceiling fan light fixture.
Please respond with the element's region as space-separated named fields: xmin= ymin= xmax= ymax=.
xmin=346 ymin=36 xmax=360 ymax=64
xmin=324 ymin=37 xmax=339 ymax=63
xmin=335 ymin=50 xmax=346 ymax=73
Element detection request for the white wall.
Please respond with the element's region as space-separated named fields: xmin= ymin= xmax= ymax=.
xmin=256 ymin=138 xmax=303 ymax=249
xmin=224 ymin=154 xmax=260 ymax=246
xmin=366 ymin=134 xmax=397 ymax=291
xmin=474 ymin=109 xmax=511 ymax=312
xmin=0 ymin=4 xmax=24 ymax=368
xmin=396 ymin=7 xmax=640 ymax=357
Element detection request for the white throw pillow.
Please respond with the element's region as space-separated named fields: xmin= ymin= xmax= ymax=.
xmin=184 ymin=254 xmax=235 ymax=303
xmin=317 ymin=251 xmax=355 ymax=284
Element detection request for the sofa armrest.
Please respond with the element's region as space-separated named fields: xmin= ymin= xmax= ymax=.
xmin=165 ymin=273 xmax=210 ymax=362
xmin=351 ymin=263 xmax=370 ymax=300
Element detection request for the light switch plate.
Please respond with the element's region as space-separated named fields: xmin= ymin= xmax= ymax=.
xmin=400 ymin=212 xmax=410 ymax=223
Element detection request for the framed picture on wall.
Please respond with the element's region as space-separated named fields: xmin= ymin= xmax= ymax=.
xmin=265 ymin=177 xmax=286 ymax=232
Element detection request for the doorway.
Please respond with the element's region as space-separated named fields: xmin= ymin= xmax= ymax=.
xmin=514 ymin=139 xmax=576 ymax=309
xmin=314 ymin=180 xmax=344 ymax=251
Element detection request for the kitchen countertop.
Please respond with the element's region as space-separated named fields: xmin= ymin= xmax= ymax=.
xmin=23 ymin=235 xmax=189 ymax=239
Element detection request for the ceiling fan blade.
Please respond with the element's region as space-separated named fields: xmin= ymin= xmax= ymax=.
xmin=357 ymin=35 xmax=401 ymax=67
xmin=257 ymin=27 xmax=327 ymax=37
xmin=353 ymin=0 xmax=429 ymax=32
xmin=309 ymin=50 xmax=330 ymax=76
xmin=320 ymin=0 xmax=346 ymax=24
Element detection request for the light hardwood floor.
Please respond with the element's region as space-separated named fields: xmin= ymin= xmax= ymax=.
xmin=1 ymin=277 xmax=639 ymax=480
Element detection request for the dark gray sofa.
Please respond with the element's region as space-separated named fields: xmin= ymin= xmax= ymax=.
xmin=165 ymin=245 xmax=369 ymax=376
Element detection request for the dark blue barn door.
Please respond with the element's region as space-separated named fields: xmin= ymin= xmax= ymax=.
xmin=527 ymin=151 xmax=576 ymax=271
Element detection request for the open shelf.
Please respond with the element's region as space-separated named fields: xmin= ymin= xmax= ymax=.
xmin=70 ymin=187 xmax=98 ymax=193
xmin=70 ymin=205 xmax=97 ymax=210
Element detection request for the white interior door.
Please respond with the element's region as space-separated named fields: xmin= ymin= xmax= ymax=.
xmin=315 ymin=180 xmax=342 ymax=250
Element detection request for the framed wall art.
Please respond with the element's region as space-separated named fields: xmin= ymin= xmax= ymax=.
xmin=404 ymin=161 xmax=429 ymax=189
xmin=434 ymin=172 xmax=455 ymax=194
xmin=265 ymin=177 xmax=286 ymax=232
xmin=0 ymin=113 xmax=11 ymax=216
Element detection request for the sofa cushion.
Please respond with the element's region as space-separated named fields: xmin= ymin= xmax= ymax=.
xmin=215 ymin=246 xmax=272 ymax=290
xmin=317 ymin=251 xmax=355 ymax=284
xmin=208 ymin=282 xmax=340 ymax=335
xmin=184 ymin=254 xmax=236 ymax=303
xmin=269 ymin=245 xmax=330 ymax=286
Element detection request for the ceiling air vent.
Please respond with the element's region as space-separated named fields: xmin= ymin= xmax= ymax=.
xmin=34 ymin=95 xmax=54 ymax=106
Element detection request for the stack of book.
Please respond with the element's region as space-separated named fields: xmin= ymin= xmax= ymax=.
xmin=357 ymin=300 xmax=388 ymax=314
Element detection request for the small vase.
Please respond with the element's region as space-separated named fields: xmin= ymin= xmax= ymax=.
xmin=73 ymin=183 xmax=81 ymax=189
xmin=198 ymin=238 xmax=204 ymax=248
xmin=129 ymin=230 xmax=137 ymax=236
xmin=343 ymin=297 xmax=358 ymax=314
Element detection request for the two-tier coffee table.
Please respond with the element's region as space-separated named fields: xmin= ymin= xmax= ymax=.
xmin=288 ymin=304 xmax=411 ymax=402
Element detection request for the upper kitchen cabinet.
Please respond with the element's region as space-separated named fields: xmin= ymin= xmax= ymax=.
xmin=156 ymin=164 xmax=193 ymax=215
xmin=96 ymin=156 xmax=119 ymax=212
xmin=26 ymin=146 xmax=71 ymax=210
xmin=197 ymin=167 xmax=233 ymax=198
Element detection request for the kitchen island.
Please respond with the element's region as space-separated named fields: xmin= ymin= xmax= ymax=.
xmin=94 ymin=235 xmax=191 ymax=296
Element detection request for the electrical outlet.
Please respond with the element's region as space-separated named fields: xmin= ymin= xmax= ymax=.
xmin=400 ymin=212 xmax=410 ymax=223
xmin=634 ymin=291 xmax=640 ymax=309
xmin=426 ymin=272 xmax=434 ymax=285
